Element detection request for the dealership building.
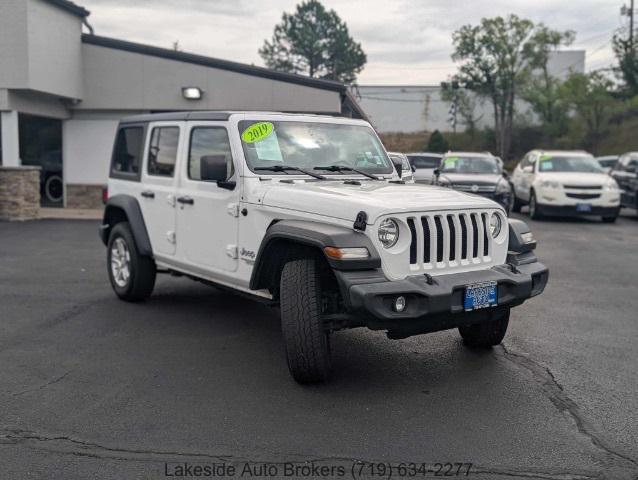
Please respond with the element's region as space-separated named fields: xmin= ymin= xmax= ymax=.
xmin=0 ymin=0 xmax=364 ymax=210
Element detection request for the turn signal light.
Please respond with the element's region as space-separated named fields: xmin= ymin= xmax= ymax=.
xmin=323 ymin=247 xmax=370 ymax=260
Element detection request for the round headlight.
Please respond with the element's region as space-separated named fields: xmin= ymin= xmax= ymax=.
xmin=378 ymin=218 xmax=399 ymax=248
xmin=489 ymin=214 xmax=502 ymax=238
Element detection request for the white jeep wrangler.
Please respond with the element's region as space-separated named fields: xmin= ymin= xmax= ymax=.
xmin=100 ymin=112 xmax=548 ymax=383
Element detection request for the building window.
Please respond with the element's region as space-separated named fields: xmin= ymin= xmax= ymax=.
xmin=18 ymin=113 xmax=63 ymax=206
xmin=111 ymin=126 xmax=144 ymax=178
xmin=147 ymin=127 xmax=179 ymax=177
xmin=188 ymin=128 xmax=234 ymax=181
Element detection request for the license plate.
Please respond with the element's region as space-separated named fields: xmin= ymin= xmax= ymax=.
xmin=576 ymin=203 xmax=592 ymax=212
xmin=464 ymin=281 xmax=498 ymax=311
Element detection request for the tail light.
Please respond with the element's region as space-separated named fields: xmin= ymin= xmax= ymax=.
xmin=102 ymin=186 xmax=108 ymax=204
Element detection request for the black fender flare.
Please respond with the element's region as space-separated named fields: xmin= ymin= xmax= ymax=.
xmin=507 ymin=218 xmax=536 ymax=253
xmin=249 ymin=220 xmax=381 ymax=291
xmin=99 ymin=194 xmax=153 ymax=257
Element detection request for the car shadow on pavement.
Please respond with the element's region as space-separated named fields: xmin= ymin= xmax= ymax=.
xmin=133 ymin=279 xmax=503 ymax=393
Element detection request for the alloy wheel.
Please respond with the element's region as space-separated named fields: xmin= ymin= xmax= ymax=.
xmin=110 ymin=237 xmax=131 ymax=287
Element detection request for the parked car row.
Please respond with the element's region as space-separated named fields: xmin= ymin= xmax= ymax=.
xmin=398 ymin=149 xmax=636 ymax=223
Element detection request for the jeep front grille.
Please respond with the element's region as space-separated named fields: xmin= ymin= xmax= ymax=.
xmin=406 ymin=211 xmax=492 ymax=269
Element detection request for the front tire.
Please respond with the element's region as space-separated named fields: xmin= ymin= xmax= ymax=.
xmin=529 ymin=191 xmax=542 ymax=220
xmin=280 ymin=258 xmax=332 ymax=383
xmin=459 ymin=309 xmax=510 ymax=348
xmin=602 ymin=214 xmax=618 ymax=223
xmin=107 ymin=222 xmax=156 ymax=302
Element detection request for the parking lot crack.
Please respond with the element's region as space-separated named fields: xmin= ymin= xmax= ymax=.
xmin=12 ymin=371 xmax=72 ymax=397
xmin=497 ymin=345 xmax=638 ymax=472
xmin=470 ymin=466 xmax=599 ymax=479
xmin=0 ymin=428 xmax=236 ymax=462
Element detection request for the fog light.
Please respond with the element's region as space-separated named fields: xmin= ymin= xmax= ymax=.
xmin=394 ymin=296 xmax=406 ymax=313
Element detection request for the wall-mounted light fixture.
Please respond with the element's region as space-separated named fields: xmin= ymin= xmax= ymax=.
xmin=182 ymin=87 xmax=203 ymax=100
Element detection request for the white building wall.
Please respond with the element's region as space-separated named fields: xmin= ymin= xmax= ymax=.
xmin=79 ymin=44 xmax=342 ymax=113
xmin=63 ymin=112 xmax=130 ymax=185
xmin=357 ymin=51 xmax=586 ymax=134
xmin=26 ymin=0 xmax=84 ymax=99
xmin=0 ymin=0 xmax=29 ymax=88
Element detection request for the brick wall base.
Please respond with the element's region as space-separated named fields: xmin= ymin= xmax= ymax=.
xmin=65 ymin=184 xmax=105 ymax=209
xmin=0 ymin=166 xmax=41 ymax=221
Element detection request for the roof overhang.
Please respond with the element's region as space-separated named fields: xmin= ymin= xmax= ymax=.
xmin=41 ymin=0 xmax=90 ymax=17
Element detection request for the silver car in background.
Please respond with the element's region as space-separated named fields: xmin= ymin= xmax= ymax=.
xmin=388 ymin=152 xmax=415 ymax=183
xmin=406 ymin=152 xmax=443 ymax=184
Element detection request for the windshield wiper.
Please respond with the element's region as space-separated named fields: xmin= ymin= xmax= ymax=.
xmin=313 ymin=165 xmax=382 ymax=180
xmin=254 ymin=165 xmax=326 ymax=180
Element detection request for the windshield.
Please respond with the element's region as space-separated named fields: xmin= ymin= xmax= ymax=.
xmin=407 ymin=155 xmax=440 ymax=169
xmin=238 ymin=120 xmax=392 ymax=175
xmin=538 ymin=155 xmax=603 ymax=173
xmin=441 ymin=156 xmax=501 ymax=174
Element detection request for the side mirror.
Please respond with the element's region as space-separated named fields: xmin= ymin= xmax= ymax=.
xmin=433 ymin=168 xmax=440 ymax=177
xmin=411 ymin=165 xmax=416 ymax=173
xmin=200 ymin=155 xmax=236 ymax=190
xmin=502 ymin=171 xmax=510 ymax=179
xmin=391 ymin=158 xmax=403 ymax=178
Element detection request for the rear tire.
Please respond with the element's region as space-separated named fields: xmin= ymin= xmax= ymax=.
xmin=459 ymin=309 xmax=510 ymax=348
xmin=512 ymin=195 xmax=522 ymax=213
xmin=107 ymin=222 xmax=156 ymax=302
xmin=280 ymin=258 xmax=332 ymax=383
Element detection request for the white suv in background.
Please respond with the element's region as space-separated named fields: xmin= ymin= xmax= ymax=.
xmin=511 ymin=150 xmax=621 ymax=222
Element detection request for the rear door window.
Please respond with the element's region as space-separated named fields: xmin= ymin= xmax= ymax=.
xmin=147 ymin=127 xmax=179 ymax=177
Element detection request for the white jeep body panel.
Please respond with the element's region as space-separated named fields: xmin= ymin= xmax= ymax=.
xmin=108 ymin=113 xmax=508 ymax=296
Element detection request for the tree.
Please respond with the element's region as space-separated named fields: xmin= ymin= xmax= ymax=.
xmin=612 ymin=30 xmax=638 ymax=97
xmin=259 ymin=0 xmax=366 ymax=84
xmin=522 ymin=26 xmax=575 ymax=136
xmin=451 ymin=15 xmax=572 ymax=159
xmin=441 ymin=83 xmax=484 ymax=136
xmin=427 ymin=130 xmax=449 ymax=153
xmin=560 ymin=72 xmax=618 ymax=153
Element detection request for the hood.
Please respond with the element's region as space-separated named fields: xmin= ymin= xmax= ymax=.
xmin=537 ymin=172 xmax=610 ymax=186
xmin=259 ymin=180 xmax=500 ymax=223
xmin=440 ymin=173 xmax=504 ymax=186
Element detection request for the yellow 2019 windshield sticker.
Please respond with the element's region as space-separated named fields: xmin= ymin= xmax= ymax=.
xmin=241 ymin=122 xmax=274 ymax=143
xmin=540 ymin=154 xmax=553 ymax=161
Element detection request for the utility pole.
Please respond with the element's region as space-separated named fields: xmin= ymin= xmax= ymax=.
xmin=632 ymin=0 xmax=635 ymax=49
xmin=622 ymin=0 xmax=634 ymax=48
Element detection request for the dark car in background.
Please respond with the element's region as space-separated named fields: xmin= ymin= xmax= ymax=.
xmin=406 ymin=152 xmax=442 ymax=184
xmin=596 ymin=155 xmax=619 ymax=173
xmin=434 ymin=152 xmax=513 ymax=213
xmin=610 ymin=152 xmax=638 ymax=213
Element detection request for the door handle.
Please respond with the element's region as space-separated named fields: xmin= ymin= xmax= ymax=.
xmin=141 ymin=190 xmax=155 ymax=199
xmin=177 ymin=196 xmax=194 ymax=205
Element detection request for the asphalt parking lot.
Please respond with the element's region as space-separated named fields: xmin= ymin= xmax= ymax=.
xmin=1 ymin=212 xmax=637 ymax=480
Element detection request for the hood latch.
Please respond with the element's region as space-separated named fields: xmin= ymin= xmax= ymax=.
xmin=353 ymin=211 xmax=367 ymax=231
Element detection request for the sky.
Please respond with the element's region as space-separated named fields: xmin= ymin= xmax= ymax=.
xmin=78 ymin=0 xmax=629 ymax=85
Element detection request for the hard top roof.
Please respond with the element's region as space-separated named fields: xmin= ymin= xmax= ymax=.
xmin=118 ymin=111 xmax=353 ymax=124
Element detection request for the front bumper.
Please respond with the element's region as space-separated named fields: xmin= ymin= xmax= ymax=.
xmin=536 ymin=204 xmax=620 ymax=217
xmin=335 ymin=260 xmax=548 ymax=338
